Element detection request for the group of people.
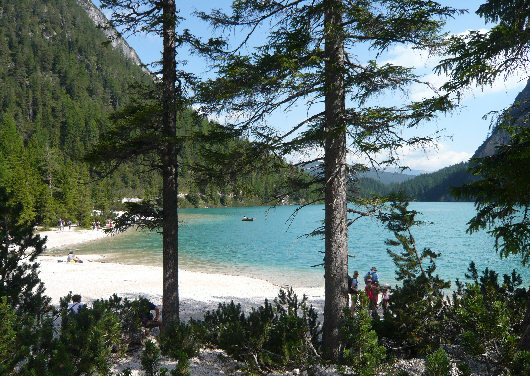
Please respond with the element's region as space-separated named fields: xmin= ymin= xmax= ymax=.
xmin=91 ymin=220 xmax=115 ymax=231
xmin=348 ymin=266 xmax=391 ymax=316
xmin=58 ymin=218 xmax=72 ymax=231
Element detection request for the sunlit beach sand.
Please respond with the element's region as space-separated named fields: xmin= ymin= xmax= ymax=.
xmin=37 ymin=228 xmax=325 ymax=321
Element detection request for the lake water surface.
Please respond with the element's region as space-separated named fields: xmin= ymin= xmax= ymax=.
xmin=58 ymin=203 xmax=530 ymax=288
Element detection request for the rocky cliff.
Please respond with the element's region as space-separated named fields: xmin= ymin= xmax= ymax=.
xmin=76 ymin=0 xmax=145 ymax=69
xmin=473 ymin=78 xmax=530 ymax=158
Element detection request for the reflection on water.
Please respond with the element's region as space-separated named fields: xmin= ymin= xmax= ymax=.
xmin=49 ymin=204 xmax=530 ymax=288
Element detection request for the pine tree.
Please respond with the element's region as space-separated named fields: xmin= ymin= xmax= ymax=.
xmin=197 ymin=0 xmax=460 ymax=359
xmin=380 ymin=196 xmax=450 ymax=353
xmin=0 ymin=185 xmax=49 ymax=317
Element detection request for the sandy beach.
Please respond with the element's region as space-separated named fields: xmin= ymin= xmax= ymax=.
xmin=37 ymin=228 xmax=325 ymax=320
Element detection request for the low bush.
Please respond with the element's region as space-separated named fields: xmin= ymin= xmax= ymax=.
xmin=450 ymin=263 xmax=528 ymax=368
xmin=456 ymin=362 xmax=471 ymax=376
xmin=341 ymin=294 xmax=386 ymax=376
xmin=425 ymin=348 xmax=450 ymax=376
xmin=142 ymin=340 xmax=162 ymax=376
xmin=159 ymin=319 xmax=203 ymax=376
xmin=460 ymin=331 xmax=484 ymax=356
xmin=202 ymin=288 xmax=320 ymax=372
xmin=509 ymin=350 xmax=530 ymax=376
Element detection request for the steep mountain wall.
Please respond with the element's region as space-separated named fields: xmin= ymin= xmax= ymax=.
xmin=473 ymin=78 xmax=530 ymax=158
xmin=76 ymin=0 xmax=145 ymax=68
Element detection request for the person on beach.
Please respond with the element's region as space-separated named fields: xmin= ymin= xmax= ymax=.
xmin=139 ymin=299 xmax=161 ymax=329
xmin=365 ymin=279 xmax=379 ymax=315
xmin=364 ymin=266 xmax=379 ymax=284
xmin=382 ymin=283 xmax=391 ymax=314
xmin=67 ymin=251 xmax=83 ymax=263
xmin=68 ymin=294 xmax=85 ymax=314
xmin=348 ymin=270 xmax=359 ymax=315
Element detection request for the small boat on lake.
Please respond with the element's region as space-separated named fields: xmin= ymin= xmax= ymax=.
xmin=242 ymin=216 xmax=254 ymax=221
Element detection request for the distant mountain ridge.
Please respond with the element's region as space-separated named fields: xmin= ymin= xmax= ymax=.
xmin=357 ymin=78 xmax=530 ymax=201
xmin=360 ymin=169 xmax=421 ymax=185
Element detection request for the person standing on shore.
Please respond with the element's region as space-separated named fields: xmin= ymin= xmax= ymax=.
xmin=365 ymin=279 xmax=379 ymax=315
xmin=68 ymin=294 xmax=85 ymax=314
xmin=348 ymin=270 xmax=359 ymax=315
xmin=364 ymin=266 xmax=379 ymax=284
xmin=382 ymin=283 xmax=391 ymax=314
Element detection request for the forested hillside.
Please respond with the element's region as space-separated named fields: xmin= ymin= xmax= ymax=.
xmin=357 ymin=162 xmax=472 ymax=201
xmin=0 ymin=0 xmax=317 ymax=228
xmin=0 ymin=0 xmax=152 ymax=227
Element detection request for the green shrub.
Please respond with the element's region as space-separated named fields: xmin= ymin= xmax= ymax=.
xmin=202 ymin=288 xmax=320 ymax=371
xmin=425 ymin=349 xmax=450 ymax=376
xmin=203 ymin=300 xmax=248 ymax=355
xmin=0 ymin=297 xmax=19 ymax=375
xmin=55 ymin=297 xmax=123 ymax=375
xmin=460 ymin=331 xmax=484 ymax=356
xmin=341 ymin=295 xmax=386 ymax=376
xmin=450 ymin=264 xmax=528 ymax=366
xmin=509 ymin=351 xmax=530 ymax=376
xmin=142 ymin=340 xmax=161 ymax=376
xmin=159 ymin=320 xmax=202 ymax=359
xmin=17 ymin=295 xmax=127 ymax=375
xmin=456 ymin=362 xmax=471 ymax=376
xmin=159 ymin=320 xmax=202 ymax=376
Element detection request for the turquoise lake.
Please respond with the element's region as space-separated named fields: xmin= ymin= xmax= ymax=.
xmin=58 ymin=203 xmax=530 ymax=288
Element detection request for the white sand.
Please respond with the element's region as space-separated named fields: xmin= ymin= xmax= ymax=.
xmin=37 ymin=228 xmax=325 ymax=320
xmin=39 ymin=227 xmax=110 ymax=250
xmin=36 ymin=228 xmax=328 ymax=375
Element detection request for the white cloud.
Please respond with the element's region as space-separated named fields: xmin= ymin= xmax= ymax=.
xmin=393 ymin=143 xmax=472 ymax=172
xmin=384 ymin=30 xmax=529 ymax=102
xmin=344 ymin=142 xmax=471 ymax=172
xmin=385 ymin=45 xmax=438 ymax=69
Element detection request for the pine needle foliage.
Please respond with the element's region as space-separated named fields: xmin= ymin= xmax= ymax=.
xmin=449 ymin=263 xmax=528 ymax=368
xmin=452 ymin=127 xmax=530 ymax=266
xmin=380 ymin=195 xmax=450 ymax=354
xmin=0 ymin=185 xmax=49 ymax=316
xmin=340 ymin=295 xmax=386 ymax=376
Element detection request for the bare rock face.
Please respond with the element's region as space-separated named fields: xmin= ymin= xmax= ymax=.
xmin=76 ymin=0 xmax=144 ymax=68
xmin=473 ymin=78 xmax=530 ymax=158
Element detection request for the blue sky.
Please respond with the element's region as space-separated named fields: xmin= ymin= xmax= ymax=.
xmin=93 ymin=0 xmax=528 ymax=172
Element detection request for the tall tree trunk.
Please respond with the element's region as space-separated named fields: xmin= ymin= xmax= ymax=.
xmin=161 ymin=0 xmax=179 ymax=332
xmin=322 ymin=0 xmax=347 ymax=361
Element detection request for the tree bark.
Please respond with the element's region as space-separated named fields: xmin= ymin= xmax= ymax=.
xmin=161 ymin=0 xmax=179 ymax=332
xmin=322 ymin=0 xmax=347 ymax=361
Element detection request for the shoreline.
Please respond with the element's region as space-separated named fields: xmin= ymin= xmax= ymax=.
xmin=38 ymin=226 xmax=111 ymax=250
xmin=36 ymin=228 xmax=325 ymax=320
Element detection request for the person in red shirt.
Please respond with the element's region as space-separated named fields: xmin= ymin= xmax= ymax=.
xmin=365 ymin=279 xmax=379 ymax=315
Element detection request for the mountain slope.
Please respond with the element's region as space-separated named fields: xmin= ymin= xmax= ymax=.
xmin=474 ymin=78 xmax=530 ymax=158
xmin=0 ymin=0 xmax=152 ymax=225
xmin=0 ymin=0 xmax=317 ymax=225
